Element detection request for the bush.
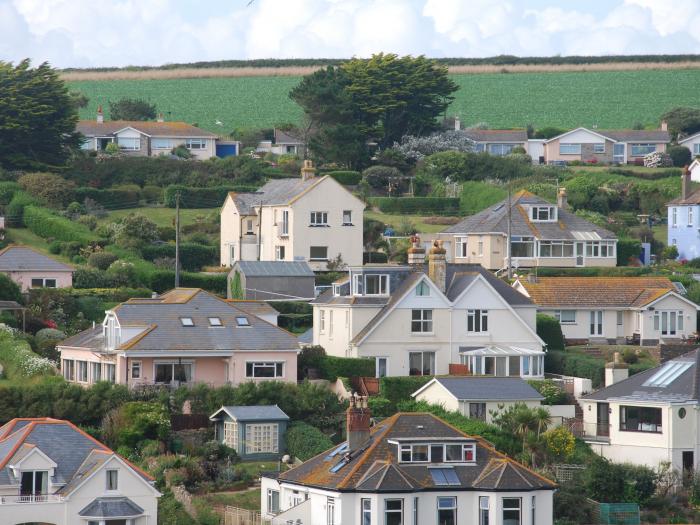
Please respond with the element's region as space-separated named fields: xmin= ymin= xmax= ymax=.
xmin=23 ymin=205 xmax=97 ymax=244
xmin=363 ymin=166 xmax=403 ymax=190
xmin=18 ymin=172 xmax=75 ymax=208
xmin=101 ymin=401 xmax=171 ymax=450
xmin=546 ymin=350 xmax=605 ymax=387
xmin=327 ymin=170 xmax=361 ymax=185
xmin=363 ymin=252 xmax=388 ymax=263
xmin=163 ymin=184 xmax=259 ymax=208
xmin=0 ymin=273 xmax=21 ymax=302
xmin=0 ymin=327 xmax=56 ymax=378
xmin=75 ymin=187 xmax=140 ymax=208
xmin=73 ymin=267 xmax=115 ymax=288
xmin=544 ymin=426 xmax=576 ymax=462
xmin=380 ymin=376 xmax=432 ymax=411
xmin=370 ymin=197 xmax=460 ymax=215
xmin=536 ymin=314 xmax=565 ymax=350
xmin=527 ymin=379 xmax=567 ymax=405
xmin=87 ymin=251 xmax=119 ymax=271
xmin=285 ymin=422 xmax=333 ymax=461
xmin=142 ymin=243 xmax=218 ymax=272
xmin=666 ymin=145 xmax=692 ymax=168
xmin=147 ymin=270 xmax=228 ymax=295
xmin=6 ymin=191 xmax=38 ymax=227
xmin=617 ymin=238 xmax=642 ymax=265
xmin=297 ymin=345 xmax=326 ymax=378
xmin=318 ymin=356 xmax=376 ymax=381
xmin=0 ymin=181 xmax=20 ymax=205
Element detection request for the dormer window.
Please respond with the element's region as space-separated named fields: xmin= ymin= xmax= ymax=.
xmin=353 ymin=274 xmax=389 ymax=296
xmin=530 ymin=206 xmax=556 ymax=222
xmin=398 ymin=443 xmax=476 ymax=463
xmin=180 ymin=317 xmax=194 ymax=327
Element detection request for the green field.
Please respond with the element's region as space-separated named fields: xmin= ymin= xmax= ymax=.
xmin=70 ymin=69 xmax=700 ymax=132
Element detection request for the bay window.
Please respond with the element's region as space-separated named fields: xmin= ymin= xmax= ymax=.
xmin=437 ymin=497 xmax=457 ymax=525
xmin=362 ymin=499 xmax=371 ymax=525
xmin=510 ymin=236 xmax=534 ymax=257
xmin=62 ymin=359 xmax=75 ymax=381
xmin=585 ymin=240 xmax=615 ymax=258
xmin=502 ymin=498 xmax=521 ymax=525
xmin=479 ymin=497 xmax=490 ymax=525
xmin=385 ymin=499 xmax=403 ymax=525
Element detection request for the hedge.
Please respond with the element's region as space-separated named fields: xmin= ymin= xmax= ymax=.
xmin=75 ymin=187 xmax=140 ymax=208
xmin=380 ymin=376 xmax=432 ymax=410
xmin=146 ymin=270 xmax=228 ymax=295
xmin=164 ymin=184 xmax=259 ymax=208
xmin=617 ymin=238 xmax=643 ymax=266
xmin=0 ymin=181 xmax=20 ymax=206
xmin=318 ymin=356 xmax=376 ymax=381
xmin=6 ymin=191 xmax=37 ymax=227
xmin=327 ymin=171 xmax=361 ymax=185
xmin=370 ymin=197 xmax=460 ymax=215
xmin=285 ymin=421 xmax=334 ymax=461
xmin=536 ymin=314 xmax=565 ymax=351
xmin=545 ymin=350 xmax=605 ymax=388
xmin=23 ymin=205 xmax=98 ymax=244
xmin=141 ymin=243 xmax=218 ymax=271
xmin=363 ymin=252 xmax=388 ymax=263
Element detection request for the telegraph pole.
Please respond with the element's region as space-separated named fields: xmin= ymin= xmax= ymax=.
xmin=175 ymin=191 xmax=181 ymax=288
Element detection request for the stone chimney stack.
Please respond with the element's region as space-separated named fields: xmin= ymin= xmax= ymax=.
xmin=157 ymin=113 xmax=164 ymax=123
xmin=682 ymin=166 xmax=692 ymax=201
xmin=407 ymin=235 xmax=426 ymax=269
xmin=661 ymin=120 xmax=668 ymax=132
xmin=605 ymin=351 xmax=629 ymax=387
xmin=96 ymin=105 xmax=104 ymax=124
xmin=454 ymin=116 xmax=461 ymax=131
xmin=557 ymin=187 xmax=568 ymax=209
xmin=301 ymin=159 xmax=316 ymax=181
xmin=347 ymin=394 xmax=371 ymax=452
xmin=428 ymin=240 xmax=447 ymax=293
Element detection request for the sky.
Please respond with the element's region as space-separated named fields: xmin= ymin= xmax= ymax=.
xmin=2 ymin=0 xmax=700 ymax=68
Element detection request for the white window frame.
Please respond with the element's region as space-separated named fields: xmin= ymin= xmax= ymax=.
xmin=154 ymin=361 xmax=193 ymax=384
xmin=530 ymin=206 xmax=556 ymax=222
xmin=310 ymin=246 xmax=328 ymax=261
xmin=103 ymin=363 xmax=116 ymax=383
xmin=502 ymin=498 xmax=521 ymax=525
xmin=415 ymin=281 xmax=430 ymax=296
xmin=319 ymin=310 xmax=326 ymax=333
xmin=539 ymin=240 xmax=574 ymax=258
xmin=62 ymin=359 xmax=75 ymax=381
xmin=455 ymin=237 xmax=468 ymax=258
xmin=342 ymin=210 xmax=353 ymax=225
xmin=245 ymin=361 xmax=284 ymax=379
xmin=245 ymin=423 xmax=279 ymax=453
xmin=151 ymin=138 xmax=172 ymax=149
xmin=690 ymin=207 xmax=694 ymax=226
xmin=630 ymin=143 xmax=656 ymax=157
xmin=130 ymin=360 xmax=141 ymax=380
xmin=411 ymin=309 xmax=433 ymax=333
xmin=185 ymin=138 xmax=207 ymax=150
xmin=554 ymin=310 xmax=576 ymax=324
xmin=467 ymin=309 xmax=488 ymax=333
xmin=76 ymin=360 xmax=88 ymax=383
xmin=385 ymin=499 xmax=403 ymax=525
xmin=362 ymin=499 xmax=372 ymax=525
xmin=275 ymin=245 xmax=286 ymax=261
xmin=208 ymin=317 xmax=222 ymax=327
xmin=585 ymin=240 xmax=616 ymax=258
xmin=559 ymin=143 xmax=581 ymax=155
xmin=117 ymin=136 xmax=140 ymax=151
xmin=479 ymin=497 xmax=490 ymax=525
xmin=408 ymin=351 xmax=436 ymax=376
xmin=398 ymin=442 xmax=475 ymax=463
xmin=694 ymin=144 xmax=700 ymax=155
xmin=672 ymin=207 xmax=678 ymax=227
xmin=310 ymin=211 xmax=328 ymax=226
xmin=327 ymin=497 xmax=336 ymax=525
xmin=590 ymin=310 xmax=603 ymax=336
xmin=477 ymin=236 xmax=484 ymax=256
xmin=593 ymin=143 xmax=605 ymax=153
xmin=268 ymin=489 xmax=280 ymax=514
xmin=437 ymin=497 xmax=457 ymax=525
xmin=280 ymin=210 xmax=289 ymax=236
xmin=364 ymin=274 xmax=389 ymax=296
xmin=106 ymin=469 xmax=119 ymax=491
xmin=90 ymin=361 xmax=101 ymax=382
xmin=224 ymin=420 xmax=239 ymax=450
xmin=654 ymin=310 xmax=684 ymax=336
xmin=30 ymin=278 xmax=57 ymax=288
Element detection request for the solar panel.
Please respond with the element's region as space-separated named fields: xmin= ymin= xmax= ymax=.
xmin=429 ymin=467 xmax=460 ymax=486
xmin=643 ymin=361 xmax=693 ymax=388
xmin=325 ymin=443 xmax=348 ymax=460
xmin=329 ymin=460 xmax=347 ymax=473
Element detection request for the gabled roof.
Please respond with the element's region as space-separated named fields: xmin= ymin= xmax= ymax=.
xmin=233 ymin=261 xmax=315 ymax=277
xmin=226 ymin=300 xmax=279 ymax=318
xmin=0 ymin=245 xmax=73 ymax=272
xmin=679 ymin=132 xmax=700 ymax=144
xmin=209 ymin=405 xmax=289 ymax=422
xmin=76 ymin=120 xmax=217 ymax=138
xmin=462 ymin=129 xmax=528 ymax=143
xmin=413 ymin=377 xmax=544 ymax=402
xmin=274 ymin=413 xmax=555 ymax=492
xmin=274 ymin=128 xmax=305 ymax=145
xmin=228 ymin=177 xmax=327 ymax=215
xmin=444 ymin=190 xmax=616 ymax=241
xmin=544 ymin=127 xmax=670 ymax=144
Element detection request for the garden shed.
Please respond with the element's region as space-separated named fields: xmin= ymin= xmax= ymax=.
xmin=209 ymin=405 xmax=290 ymax=460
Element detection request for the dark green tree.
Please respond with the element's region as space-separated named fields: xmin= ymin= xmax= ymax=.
xmin=0 ymin=60 xmax=81 ymax=170
xmin=660 ymin=106 xmax=700 ymax=138
xmin=108 ymin=97 xmax=157 ymax=121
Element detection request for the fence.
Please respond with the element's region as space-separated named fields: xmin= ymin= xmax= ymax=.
xmin=171 ymin=413 xmax=210 ymax=431
xmin=552 ymin=463 xmax=586 ymax=482
xmin=598 ymin=502 xmax=640 ymax=525
xmin=220 ymin=505 xmax=266 ymax=525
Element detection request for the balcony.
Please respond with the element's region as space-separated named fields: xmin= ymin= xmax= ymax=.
xmin=571 ymin=421 xmax=611 ymax=444
xmin=0 ymin=494 xmax=65 ymax=504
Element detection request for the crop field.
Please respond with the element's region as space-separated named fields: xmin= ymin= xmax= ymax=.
xmin=70 ymin=68 xmax=700 ymax=132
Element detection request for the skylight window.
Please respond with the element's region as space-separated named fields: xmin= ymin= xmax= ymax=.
xmin=643 ymin=361 xmax=693 ymax=388
xmin=180 ymin=317 xmax=194 ymax=327
xmin=430 ymin=467 xmax=460 ymax=486
xmin=208 ymin=317 xmax=222 ymax=327
xmin=236 ymin=316 xmax=250 ymax=326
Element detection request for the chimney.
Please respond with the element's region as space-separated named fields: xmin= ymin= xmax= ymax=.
xmin=157 ymin=113 xmax=164 ymax=123
xmin=605 ymin=352 xmax=629 ymax=387
xmin=301 ymin=159 xmax=316 ymax=181
xmin=682 ymin=166 xmax=691 ymax=201
xmin=407 ymin=234 xmax=426 ymax=268
xmin=661 ymin=120 xmax=668 ymax=132
xmin=693 ymin=350 xmax=700 ymax=401
xmin=454 ymin=116 xmax=461 ymax=131
xmin=557 ymin=187 xmax=568 ymax=209
xmin=428 ymin=240 xmax=447 ymax=293
xmin=347 ymin=394 xmax=371 ymax=452
xmin=96 ymin=105 xmax=104 ymax=124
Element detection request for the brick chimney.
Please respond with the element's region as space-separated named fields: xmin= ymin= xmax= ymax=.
xmin=605 ymin=352 xmax=629 ymax=387
xmin=428 ymin=240 xmax=447 ymax=293
xmin=682 ymin=166 xmax=691 ymax=201
xmin=407 ymin=235 xmax=426 ymax=268
xmin=557 ymin=187 xmax=568 ymax=209
xmin=454 ymin=116 xmax=461 ymax=131
xmin=157 ymin=113 xmax=164 ymax=123
xmin=661 ymin=120 xmax=668 ymax=132
xmin=301 ymin=159 xmax=316 ymax=181
xmin=347 ymin=394 xmax=371 ymax=452
xmin=96 ymin=105 xmax=104 ymax=124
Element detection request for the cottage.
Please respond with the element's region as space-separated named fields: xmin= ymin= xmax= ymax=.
xmin=0 ymin=245 xmax=73 ymax=291
xmin=0 ymin=417 xmax=160 ymax=525
xmin=210 ymin=405 xmax=289 ymax=460
xmin=228 ymin=261 xmax=316 ymax=301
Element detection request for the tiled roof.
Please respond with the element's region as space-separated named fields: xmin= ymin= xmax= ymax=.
xmin=233 ymin=261 xmax=315 ymax=277
xmin=668 ymin=187 xmax=700 ymax=205
xmin=423 ymin=377 xmax=544 ymax=401
xmin=444 ymin=190 xmax=616 ymax=240
xmin=274 ymin=128 xmax=305 ymax=145
xmin=230 ymin=176 xmax=326 ymax=214
xmin=226 ymin=300 xmax=279 ymax=319
xmin=519 ymin=277 xmax=676 ymax=308
xmin=0 ymin=245 xmax=73 ymax=272
xmin=276 ymin=413 xmax=555 ymax=492
xmin=462 ymin=129 xmax=528 ymax=142
xmin=600 ymin=130 xmax=671 ymax=143
xmin=76 ymin=120 xmax=217 ymax=138
xmin=79 ymin=497 xmax=144 ymax=518
xmin=210 ymin=405 xmax=289 ymax=422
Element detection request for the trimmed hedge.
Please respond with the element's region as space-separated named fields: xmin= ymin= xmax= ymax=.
xmin=75 ymin=187 xmax=140 ymax=208
xmin=6 ymin=191 xmax=37 ymax=227
xmin=23 ymin=205 xmax=98 ymax=244
xmin=164 ymin=184 xmax=259 ymax=208
xmin=545 ymin=350 xmax=605 ymax=388
xmin=327 ymin=171 xmax=361 ymax=185
xmin=380 ymin=376 xmax=432 ymax=410
xmin=617 ymin=238 xmax=642 ymax=265
xmin=286 ymin=421 xmax=334 ymax=461
xmin=318 ymin=356 xmax=376 ymax=381
xmin=146 ymin=270 xmax=227 ymax=295
xmin=536 ymin=314 xmax=565 ymax=351
xmin=370 ymin=197 xmax=460 ymax=215
xmin=141 ymin=243 xmax=218 ymax=271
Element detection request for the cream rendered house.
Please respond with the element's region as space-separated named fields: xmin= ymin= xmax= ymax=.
xmin=313 ymin=240 xmax=546 ymax=378
xmin=220 ymin=162 xmax=364 ymax=271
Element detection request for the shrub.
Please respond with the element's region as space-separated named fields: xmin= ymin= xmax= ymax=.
xmin=380 ymin=376 xmax=432 ymax=411
xmin=108 ymin=213 xmax=159 ymax=249
xmin=141 ymin=185 xmax=163 ymax=203
xmin=370 ymin=197 xmax=460 ymax=215
xmin=101 ymin=401 xmax=171 ymax=450
xmin=667 ymin=145 xmax=692 ymax=167
xmin=141 ymin=243 xmax=218 ymax=272
xmin=18 ymin=172 xmax=75 ymax=208
xmin=617 ymin=237 xmax=642 ymax=265
xmin=297 ymin=345 xmax=326 ymax=378
xmin=536 ymin=314 xmax=565 ymax=350
xmin=73 ymin=267 xmax=115 ymax=288
xmin=75 ymin=187 xmax=140 ymax=208
xmin=6 ymin=191 xmax=38 ymax=227
xmin=23 ymin=205 xmax=97 ymax=244
xmin=87 ymin=251 xmax=119 ymax=271
xmin=106 ymin=261 xmax=138 ymax=287
xmin=0 ymin=326 xmax=56 ymax=379
xmin=327 ymin=170 xmax=361 ymax=185
xmin=0 ymin=181 xmax=20 ymax=205
xmin=147 ymin=270 xmax=227 ymax=295
xmin=527 ymin=379 xmax=567 ymax=405
xmin=0 ymin=273 xmax=21 ymax=302
xmin=546 ymin=350 xmax=605 ymax=387
xmin=363 ymin=166 xmax=403 ymax=190
xmin=318 ymin=356 xmax=376 ymax=381
xmin=285 ymin=422 xmax=333 ymax=461
xmin=544 ymin=426 xmax=575 ymax=462
xmin=163 ymin=184 xmax=259 ymax=208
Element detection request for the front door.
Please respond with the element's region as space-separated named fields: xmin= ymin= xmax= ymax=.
xmin=376 ymin=357 xmax=387 ymax=378
xmin=683 ymin=451 xmax=694 ymax=479
xmin=597 ymin=403 xmax=610 ymax=437
xmin=613 ymin=143 xmax=625 ymax=164
xmin=590 ymin=311 xmax=603 ymax=336
xmin=575 ymin=242 xmax=585 ymax=266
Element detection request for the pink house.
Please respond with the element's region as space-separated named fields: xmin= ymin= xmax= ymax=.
xmin=58 ymin=288 xmax=299 ymax=388
xmin=0 ymin=245 xmax=73 ymax=291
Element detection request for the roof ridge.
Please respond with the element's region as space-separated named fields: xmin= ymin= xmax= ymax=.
xmin=0 ymin=423 xmax=36 ymax=469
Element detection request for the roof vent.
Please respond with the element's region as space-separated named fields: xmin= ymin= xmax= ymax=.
xmin=416 ymin=425 xmax=424 ymax=430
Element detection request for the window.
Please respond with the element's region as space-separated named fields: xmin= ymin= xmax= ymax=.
xmin=329 ymin=310 xmax=334 ymax=338
xmin=409 ymin=351 xmax=435 ymax=376
xmin=530 ymin=206 xmax=556 ymax=222
xmin=415 ymin=281 xmax=430 ymax=296
xmin=327 ymin=498 xmax=335 ymax=525
xmin=362 ymin=499 xmax=372 ymax=525
xmin=695 ymin=144 xmax=700 ymax=155
xmin=437 ymin=497 xmax=456 ymax=525
xmin=117 ymin=136 xmax=140 ymax=150
xmin=246 ymin=423 xmax=279 ymax=453
xmin=411 ymin=309 xmax=433 ymax=333
xmin=76 ymin=360 xmax=88 ymax=382
xmin=186 ymin=138 xmax=207 ymax=150
xmin=127 ymin=360 xmax=141 ymax=380
xmin=319 ymin=310 xmax=326 ymax=333
xmin=412 ymin=498 xmax=418 ymax=525
xmin=538 ymin=240 xmax=574 ymax=257
xmin=208 ymin=317 xmax=222 ymax=327
xmin=585 ymin=240 xmax=616 ymax=258
xmin=246 ymin=219 xmax=254 ymax=234
xmin=559 ymin=143 xmax=581 ymax=155
xmin=620 ymin=405 xmax=662 ymax=433
xmin=268 ymin=489 xmax=280 ymax=514
xmin=81 ymin=137 xmax=93 ymax=150
xmin=455 ymin=237 xmax=468 ymax=258
xmin=310 ymin=211 xmax=328 ymax=226
xmin=593 ymin=143 xmax=605 ymax=153
xmin=429 ymin=467 xmax=460 ymax=485
xmin=399 ymin=443 xmax=474 ymax=463
xmin=654 ymin=310 xmax=684 ymax=335
xmin=479 ymin=497 xmax=490 ymax=525
xmin=104 ymin=363 xmax=116 ymax=383
xmin=246 ymin=362 xmax=284 ymax=378
xmin=672 ymin=207 xmax=678 ymax=227
xmin=30 ymin=278 xmax=57 ymax=288
xmin=20 ymin=470 xmax=48 ymax=496
xmin=310 ymin=246 xmax=328 ymax=260
xmin=236 ymin=316 xmax=250 ymax=326
xmin=555 ymin=310 xmax=576 ymax=324
xmin=155 ymin=362 xmax=192 ymax=383
xmin=590 ymin=310 xmax=603 ymax=336
xmin=617 ymin=311 xmax=623 ymax=326
xmin=224 ymin=420 xmax=239 ymax=449
xmin=467 ymin=309 xmax=488 ymax=333
xmin=502 ymin=498 xmax=521 ymax=525
xmin=630 ymin=143 xmax=656 ymax=157
xmin=689 ymin=207 xmax=695 ymax=227
xmin=385 ymin=499 xmax=403 ymax=525
xmin=477 ymin=236 xmax=484 ymax=256
xmin=511 ymin=236 xmax=534 ymax=257
xmin=469 ymin=402 xmax=487 ymax=420
xmin=275 ymin=246 xmax=285 ymax=260
xmin=487 ymin=143 xmax=516 ymax=156
xmin=152 ymin=138 xmax=172 ymax=149
xmin=343 ymin=210 xmax=353 ymax=225
xmin=180 ymin=317 xmax=194 ymax=327
xmin=62 ymin=359 xmax=75 ymax=381
xmin=280 ymin=210 xmax=289 ymax=236
xmin=365 ymin=274 xmax=389 ymax=295
xmin=91 ymin=362 xmax=101 ymax=382
xmin=106 ymin=469 xmax=119 ymax=491
xmin=531 ymin=496 xmax=536 ymax=525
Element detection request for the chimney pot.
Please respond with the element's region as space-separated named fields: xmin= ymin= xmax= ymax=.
xmin=407 ymin=234 xmax=426 ymax=268
xmin=97 ymin=105 xmax=104 ymax=124
xmin=682 ymin=166 xmax=691 ymax=201
xmin=557 ymin=187 xmax=568 ymax=209
xmin=301 ymin=159 xmax=316 ymax=181
xmin=661 ymin=120 xmax=668 ymax=132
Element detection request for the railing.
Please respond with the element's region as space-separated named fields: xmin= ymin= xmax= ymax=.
xmin=572 ymin=421 xmax=611 ymax=442
xmin=0 ymin=494 xmax=64 ymax=504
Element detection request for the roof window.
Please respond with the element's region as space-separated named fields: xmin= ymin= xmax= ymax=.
xmin=236 ymin=316 xmax=250 ymax=326
xmin=430 ymin=467 xmax=460 ymax=486
xmin=643 ymin=361 xmax=693 ymax=388
xmin=208 ymin=317 xmax=222 ymax=327
xmin=180 ymin=317 xmax=194 ymax=327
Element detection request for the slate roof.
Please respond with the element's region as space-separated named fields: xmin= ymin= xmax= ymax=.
xmin=274 ymin=128 xmax=305 ymax=145
xmin=275 ymin=413 xmax=555 ymax=492
xmin=601 ymin=129 xmax=671 ymax=143
xmin=297 ymin=328 xmax=313 ymax=345
xmin=210 ymin=405 xmax=289 ymax=421
xmin=668 ymin=189 xmax=700 ymax=205
xmin=444 ymin=190 xmax=616 ymax=241
xmin=462 ymin=129 xmax=528 ymax=142
xmin=234 ymin=261 xmax=315 ymax=277
xmin=519 ymin=277 xmax=680 ymax=308
xmin=226 ymin=300 xmax=279 ymax=319
xmin=77 ymin=120 xmax=217 ymax=138
xmin=79 ymin=497 xmax=145 ymax=518
xmin=419 ymin=377 xmax=544 ymax=401
xmin=583 ymin=350 xmax=700 ymax=403
xmin=0 ymin=245 xmax=73 ymax=272
xmin=230 ymin=177 xmax=326 ymax=215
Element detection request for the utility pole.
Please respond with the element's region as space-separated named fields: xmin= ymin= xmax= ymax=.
xmin=175 ymin=191 xmax=181 ymax=288
xmin=507 ymin=184 xmax=513 ymax=279
xmin=258 ymin=200 xmax=263 ymax=261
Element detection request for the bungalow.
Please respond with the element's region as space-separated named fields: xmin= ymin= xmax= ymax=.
xmin=256 ymin=129 xmax=307 ymax=156
xmin=678 ymin=132 xmax=700 ymax=158
xmin=461 ymin=129 xmax=529 ymax=156
xmin=514 ymin=276 xmax=698 ymax=346
xmin=209 ymin=405 xmax=289 ymax=460
xmin=0 ymin=245 xmax=73 ymax=291
xmin=58 ymin=288 xmax=300 ymax=387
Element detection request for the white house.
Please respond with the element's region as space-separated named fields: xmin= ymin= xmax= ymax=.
xmin=0 ymin=417 xmax=160 ymax=525
xmin=312 ymin=239 xmax=546 ymax=378
xmin=678 ymin=132 xmax=700 ymax=160
xmin=220 ymin=161 xmax=365 ymax=271
xmin=261 ymin=397 xmax=556 ymax=525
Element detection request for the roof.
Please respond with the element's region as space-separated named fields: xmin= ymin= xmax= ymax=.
xmin=77 ymin=120 xmax=217 ymax=138
xmin=444 ymin=190 xmax=616 ymax=241
xmin=0 ymin=245 xmax=73 ymax=272
xmin=79 ymin=497 xmax=144 ymax=518
xmin=583 ymin=350 xmax=700 ymax=403
xmin=230 ymin=177 xmax=326 ymax=215
xmin=679 ymin=131 xmax=700 ymax=144
xmin=669 ymin=182 xmax=700 ymax=205
xmin=546 ymin=127 xmax=670 ymax=144
xmin=274 ymin=128 xmax=305 ymax=145
xmin=462 ymin=129 xmax=528 ymax=143
xmin=210 ymin=405 xmax=289 ymax=422
xmin=519 ymin=277 xmax=678 ymax=308
xmin=275 ymin=413 xmax=555 ymax=492
xmin=416 ymin=377 xmax=544 ymax=401
xmin=233 ymin=261 xmax=315 ymax=277
xmin=297 ymin=328 xmax=313 ymax=345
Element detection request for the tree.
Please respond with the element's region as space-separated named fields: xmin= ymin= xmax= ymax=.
xmin=108 ymin=97 xmax=157 ymax=121
xmin=108 ymin=213 xmax=159 ymax=248
xmin=0 ymin=60 xmax=81 ymax=170
xmin=667 ymin=144 xmax=692 ymax=167
xmin=660 ymin=107 xmax=700 ymax=139
xmin=18 ymin=172 xmax=76 ymax=208
xmin=69 ymin=91 xmax=89 ymax=110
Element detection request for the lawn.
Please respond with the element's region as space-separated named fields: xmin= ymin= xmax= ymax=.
xmin=97 ymin=207 xmax=215 ymax=228
xmin=365 ymin=211 xmax=454 ymax=234
xmin=652 ymin=224 xmax=667 ymax=246
xmin=196 ymin=489 xmax=261 ymax=511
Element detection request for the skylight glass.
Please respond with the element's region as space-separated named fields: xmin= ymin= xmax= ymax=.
xmin=236 ymin=316 xmax=250 ymax=326
xmin=429 ymin=467 xmax=460 ymax=486
xmin=208 ymin=317 xmax=222 ymax=326
xmin=643 ymin=361 xmax=693 ymax=388
xmin=180 ymin=317 xmax=194 ymax=327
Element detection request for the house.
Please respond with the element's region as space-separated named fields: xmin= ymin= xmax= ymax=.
xmin=220 ymin=161 xmax=365 ymax=271
xmin=228 ymin=261 xmax=316 ymax=301
xmin=542 ymin=125 xmax=671 ymax=165
xmin=678 ymin=132 xmax=700 ymax=159
xmin=261 ymin=397 xmax=556 ymax=525
xmin=689 ymin=158 xmax=700 ymax=183
xmin=0 ymin=245 xmax=73 ymax=291
xmin=0 ymin=417 xmax=159 ymax=525
xmin=412 ymin=377 xmax=544 ymax=423
xmin=668 ymin=168 xmax=700 ymax=260
xmin=431 ymin=189 xmax=617 ymax=270
xmin=515 ymin=276 xmax=698 ymax=346
xmin=312 ymin=239 xmax=546 ymax=379
xmin=462 ymin=129 xmax=529 ymax=156
xmin=209 ymin=405 xmax=289 ymax=460
xmin=580 ymin=350 xmax=700 ymax=476
xmin=57 ymin=288 xmax=300 ymax=387
xmin=256 ymin=128 xmax=307 ymax=156
xmin=77 ymin=106 xmax=219 ymax=160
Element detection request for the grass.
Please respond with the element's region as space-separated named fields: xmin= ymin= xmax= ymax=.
xmin=97 ymin=207 xmax=215 ymax=228
xmin=196 ymin=489 xmax=261 ymax=511
xmin=652 ymin=224 xmax=668 ymax=246
xmin=70 ymin=69 xmax=700 ymax=131
xmin=365 ymin=211 xmax=452 ymax=233
xmin=5 ymin=227 xmax=73 ymax=263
